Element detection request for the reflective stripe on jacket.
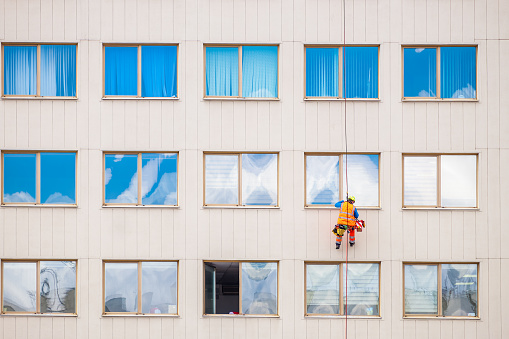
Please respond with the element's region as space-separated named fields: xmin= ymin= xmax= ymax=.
xmin=337 ymin=201 xmax=356 ymax=226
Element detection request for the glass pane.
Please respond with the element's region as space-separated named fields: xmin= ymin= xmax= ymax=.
xmin=40 ymin=45 xmax=77 ymax=97
xmin=404 ymin=265 xmax=438 ymax=315
xmin=3 ymin=46 xmax=37 ymax=95
xmin=141 ymin=153 xmax=178 ymax=205
xmin=306 ymin=264 xmax=340 ymax=314
xmin=204 ymin=264 xmax=216 ymax=314
xmin=343 ymin=154 xmax=379 ymax=207
xmin=141 ymin=45 xmax=177 ymax=97
xmin=2 ymin=262 xmax=37 ymax=312
xmin=104 ymin=154 xmax=138 ymax=204
xmin=3 ymin=153 xmax=36 ymax=203
xmin=242 ymin=46 xmax=278 ymax=98
xmin=305 ymin=48 xmax=339 ymax=97
xmin=242 ymin=154 xmax=278 ymax=206
xmin=441 ymin=155 xmax=477 ymax=207
xmin=205 ymin=47 xmax=239 ymax=96
xmin=404 ymin=156 xmax=437 ymax=206
xmin=242 ymin=262 xmax=278 ymax=315
xmin=343 ymin=263 xmax=379 ymax=316
xmin=343 ymin=47 xmax=378 ymax=98
xmin=204 ymin=155 xmax=238 ymax=205
xmin=440 ymin=47 xmax=476 ymax=99
xmin=40 ymin=153 xmax=76 ymax=204
xmin=104 ymin=262 xmax=138 ymax=313
xmin=141 ymin=262 xmax=178 ymax=314
xmin=404 ymin=48 xmax=437 ymax=97
xmin=104 ymin=46 xmax=138 ymax=96
xmin=40 ymin=261 xmax=76 ymax=313
xmin=442 ymin=264 xmax=477 ymax=317
xmin=306 ymin=155 xmax=340 ymax=205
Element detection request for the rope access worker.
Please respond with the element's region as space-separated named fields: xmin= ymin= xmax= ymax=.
xmin=333 ymin=196 xmax=359 ymax=249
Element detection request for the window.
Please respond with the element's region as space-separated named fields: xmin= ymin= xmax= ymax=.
xmin=103 ymin=152 xmax=178 ymax=206
xmin=305 ymin=153 xmax=379 ymax=207
xmin=204 ymin=261 xmax=278 ymax=315
xmin=305 ymin=46 xmax=379 ymax=99
xmin=204 ymin=45 xmax=278 ymax=98
xmin=103 ymin=44 xmax=178 ymax=98
xmin=403 ymin=46 xmax=477 ymax=99
xmin=2 ymin=44 xmax=77 ymax=97
xmin=403 ymin=154 xmax=477 ymax=208
xmin=305 ymin=262 xmax=380 ymax=316
xmin=1 ymin=260 xmax=77 ymax=314
xmin=204 ymin=153 xmax=278 ymax=206
xmin=103 ymin=261 xmax=178 ymax=315
xmin=1 ymin=151 xmax=77 ymax=205
xmin=404 ymin=263 xmax=478 ymax=318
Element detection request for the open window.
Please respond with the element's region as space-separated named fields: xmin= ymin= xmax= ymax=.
xmin=204 ymin=261 xmax=278 ymax=316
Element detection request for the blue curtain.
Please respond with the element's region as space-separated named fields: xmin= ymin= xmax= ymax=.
xmin=404 ymin=48 xmax=437 ymax=97
xmin=306 ymin=48 xmax=339 ymax=97
xmin=141 ymin=46 xmax=177 ymax=97
xmin=242 ymin=46 xmax=278 ymax=98
xmin=205 ymin=47 xmax=239 ymax=96
xmin=40 ymin=45 xmax=77 ymax=97
xmin=440 ymin=47 xmax=476 ymax=99
xmin=105 ymin=46 xmax=138 ymax=96
xmin=3 ymin=46 xmax=37 ymax=95
xmin=343 ymin=47 xmax=378 ymax=98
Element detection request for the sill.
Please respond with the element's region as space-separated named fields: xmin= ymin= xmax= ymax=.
xmin=402 ymin=207 xmax=479 ymax=211
xmin=1 ymin=313 xmax=77 ymax=317
xmin=305 ymin=315 xmax=381 ymax=319
xmin=103 ymin=314 xmax=179 ymax=317
xmin=403 ymin=316 xmax=480 ymax=320
xmin=402 ymin=98 xmax=478 ymax=102
xmin=305 ymin=205 xmax=381 ymax=210
xmin=203 ymin=205 xmax=280 ymax=209
xmin=202 ymin=314 xmax=279 ymax=318
xmin=203 ymin=97 xmax=279 ymax=101
xmin=102 ymin=205 xmax=179 ymax=208
xmin=1 ymin=204 xmax=78 ymax=208
xmin=304 ymin=98 xmax=380 ymax=102
xmin=102 ymin=96 xmax=179 ymax=100
xmin=2 ymin=96 xmax=78 ymax=100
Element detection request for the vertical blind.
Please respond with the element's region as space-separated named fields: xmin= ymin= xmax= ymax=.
xmin=242 ymin=46 xmax=278 ymax=98
xmin=440 ymin=47 xmax=476 ymax=99
xmin=3 ymin=46 xmax=37 ymax=95
xmin=141 ymin=45 xmax=177 ymax=97
xmin=40 ymin=45 xmax=76 ymax=96
xmin=305 ymin=48 xmax=339 ymax=97
xmin=343 ymin=46 xmax=378 ymax=98
xmin=205 ymin=47 xmax=239 ymax=96
xmin=104 ymin=46 xmax=138 ymax=96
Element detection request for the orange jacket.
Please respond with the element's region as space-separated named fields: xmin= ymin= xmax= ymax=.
xmin=337 ymin=201 xmax=357 ymax=227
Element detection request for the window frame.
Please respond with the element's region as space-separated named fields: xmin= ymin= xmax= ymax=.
xmin=102 ymin=43 xmax=179 ymax=99
xmin=303 ymin=44 xmax=380 ymax=100
xmin=202 ymin=260 xmax=279 ymax=317
xmin=1 ymin=259 xmax=78 ymax=315
xmin=203 ymin=44 xmax=280 ymax=100
xmin=102 ymin=260 xmax=179 ymax=316
xmin=401 ymin=45 xmax=478 ymax=101
xmin=402 ymin=153 xmax=479 ymax=209
xmin=1 ymin=42 xmax=78 ymax=99
xmin=202 ymin=151 xmax=280 ymax=207
xmin=402 ymin=262 xmax=479 ymax=319
xmin=1 ymin=150 xmax=78 ymax=207
xmin=102 ymin=151 xmax=179 ymax=207
xmin=304 ymin=152 xmax=381 ymax=208
xmin=304 ymin=261 xmax=381 ymax=317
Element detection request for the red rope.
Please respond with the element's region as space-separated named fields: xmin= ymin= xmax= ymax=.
xmin=343 ymin=0 xmax=349 ymax=337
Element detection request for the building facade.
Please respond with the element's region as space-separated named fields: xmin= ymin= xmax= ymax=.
xmin=0 ymin=0 xmax=508 ymax=338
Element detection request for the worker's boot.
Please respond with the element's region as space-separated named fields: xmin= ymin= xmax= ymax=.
xmin=349 ymin=241 xmax=355 ymax=247
xmin=336 ymin=243 xmax=340 ymax=249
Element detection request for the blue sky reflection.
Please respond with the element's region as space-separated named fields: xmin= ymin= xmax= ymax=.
xmin=41 ymin=153 xmax=76 ymax=204
xmin=3 ymin=153 xmax=36 ymax=203
xmin=105 ymin=154 xmax=138 ymax=204
xmin=141 ymin=153 xmax=178 ymax=205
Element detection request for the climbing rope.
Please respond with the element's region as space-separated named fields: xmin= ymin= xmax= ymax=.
xmin=343 ymin=0 xmax=349 ymax=336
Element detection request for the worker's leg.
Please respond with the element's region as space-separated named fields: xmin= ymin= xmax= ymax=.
xmin=335 ymin=226 xmax=343 ymax=249
xmin=349 ymin=227 xmax=355 ymax=246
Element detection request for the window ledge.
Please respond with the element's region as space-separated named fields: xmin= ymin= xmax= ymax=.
xmin=1 ymin=96 xmax=78 ymax=100
xmin=103 ymin=314 xmax=180 ymax=318
xmin=402 ymin=207 xmax=479 ymax=211
xmin=403 ymin=316 xmax=480 ymax=320
xmin=305 ymin=315 xmax=381 ymax=320
xmin=102 ymin=97 xmax=179 ymax=100
xmin=202 ymin=314 xmax=279 ymax=318
xmin=203 ymin=205 xmax=280 ymax=209
xmin=1 ymin=204 xmax=78 ymax=208
xmin=402 ymin=98 xmax=478 ymax=102
xmin=102 ymin=205 xmax=179 ymax=209
xmin=304 ymin=98 xmax=380 ymax=102
xmin=1 ymin=313 xmax=77 ymax=317
xmin=203 ymin=97 xmax=280 ymax=101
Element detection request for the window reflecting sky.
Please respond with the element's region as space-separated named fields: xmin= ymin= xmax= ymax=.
xmin=306 ymin=155 xmax=340 ymax=205
xmin=141 ymin=153 xmax=178 ymax=205
xmin=242 ymin=154 xmax=278 ymax=205
xmin=105 ymin=154 xmax=138 ymax=204
xmin=306 ymin=264 xmax=340 ymax=314
xmin=40 ymin=153 xmax=76 ymax=204
xmin=404 ymin=156 xmax=437 ymax=206
xmin=141 ymin=262 xmax=178 ymax=314
xmin=405 ymin=265 xmax=438 ymax=314
xmin=242 ymin=262 xmax=278 ymax=314
xmin=3 ymin=262 xmax=37 ymax=312
xmin=404 ymin=48 xmax=437 ymax=97
xmin=205 ymin=154 xmax=239 ymax=205
xmin=3 ymin=153 xmax=37 ymax=203
xmin=343 ymin=154 xmax=379 ymax=207
xmin=40 ymin=261 xmax=76 ymax=313
xmin=441 ymin=155 xmax=476 ymax=207
xmin=104 ymin=262 xmax=138 ymax=313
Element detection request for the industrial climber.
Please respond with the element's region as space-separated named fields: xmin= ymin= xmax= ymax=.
xmin=332 ymin=196 xmax=359 ymax=249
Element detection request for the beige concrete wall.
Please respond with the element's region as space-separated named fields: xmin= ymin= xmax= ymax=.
xmin=0 ymin=0 xmax=508 ymax=338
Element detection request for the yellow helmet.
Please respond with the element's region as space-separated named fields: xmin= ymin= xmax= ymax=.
xmin=347 ymin=196 xmax=356 ymax=203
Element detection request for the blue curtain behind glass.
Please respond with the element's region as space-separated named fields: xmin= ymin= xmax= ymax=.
xmin=3 ymin=46 xmax=37 ymax=95
xmin=105 ymin=46 xmax=138 ymax=96
xmin=404 ymin=48 xmax=437 ymax=97
xmin=306 ymin=48 xmax=338 ymax=97
xmin=40 ymin=45 xmax=77 ymax=97
xmin=440 ymin=47 xmax=476 ymax=99
xmin=242 ymin=46 xmax=278 ymax=98
xmin=343 ymin=47 xmax=378 ymax=98
xmin=141 ymin=46 xmax=177 ymax=97
xmin=206 ymin=47 xmax=239 ymax=96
